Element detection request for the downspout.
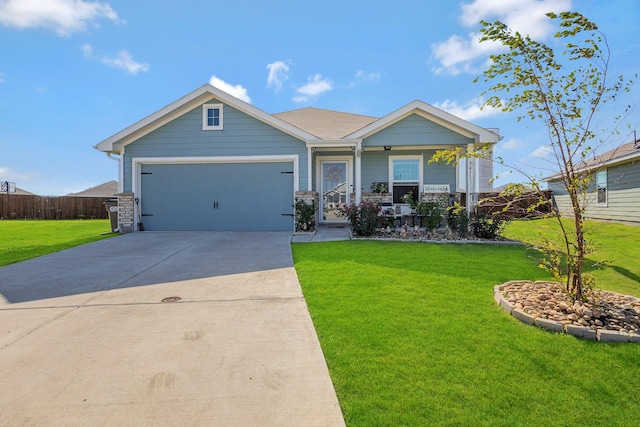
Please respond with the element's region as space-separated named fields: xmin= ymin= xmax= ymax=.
xmin=105 ymin=152 xmax=123 ymax=193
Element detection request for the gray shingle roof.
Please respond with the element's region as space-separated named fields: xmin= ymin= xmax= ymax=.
xmin=273 ymin=107 xmax=378 ymax=139
xmin=68 ymin=180 xmax=118 ymax=197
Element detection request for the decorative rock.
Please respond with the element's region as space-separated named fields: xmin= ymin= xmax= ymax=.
xmin=498 ymin=280 xmax=640 ymax=343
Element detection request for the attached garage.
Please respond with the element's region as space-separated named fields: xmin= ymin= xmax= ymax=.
xmin=136 ymin=159 xmax=295 ymax=231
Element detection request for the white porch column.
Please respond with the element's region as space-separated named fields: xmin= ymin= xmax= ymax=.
xmin=307 ymin=146 xmax=313 ymax=191
xmin=354 ymin=142 xmax=362 ymax=204
xmin=466 ymin=143 xmax=476 ymax=218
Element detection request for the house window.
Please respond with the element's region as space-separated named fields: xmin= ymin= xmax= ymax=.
xmin=596 ymin=169 xmax=607 ymax=206
xmin=389 ymin=156 xmax=422 ymax=204
xmin=202 ymin=104 xmax=223 ymax=130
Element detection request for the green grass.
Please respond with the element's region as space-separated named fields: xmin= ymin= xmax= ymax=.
xmin=504 ymin=218 xmax=640 ymax=296
xmin=292 ymin=221 xmax=640 ymax=426
xmin=0 ymin=219 xmax=116 ymax=267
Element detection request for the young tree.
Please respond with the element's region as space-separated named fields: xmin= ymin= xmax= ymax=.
xmin=460 ymin=12 xmax=630 ymax=300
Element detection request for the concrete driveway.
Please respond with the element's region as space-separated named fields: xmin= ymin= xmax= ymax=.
xmin=0 ymin=232 xmax=345 ymax=426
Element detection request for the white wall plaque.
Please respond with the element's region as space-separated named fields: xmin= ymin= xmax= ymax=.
xmin=423 ymin=184 xmax=450 ymax=193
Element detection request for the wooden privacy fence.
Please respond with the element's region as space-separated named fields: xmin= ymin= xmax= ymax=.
xmin=0 ymin=194 xmax=112 ymax=220
xmin=476 ymin=190 xmax=553 ymax=219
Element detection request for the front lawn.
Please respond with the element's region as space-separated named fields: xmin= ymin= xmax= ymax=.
xmin=292 ymin=220 xmax=640 ymax=426
xmin=0 ymin=219 xmax=115 ymax=267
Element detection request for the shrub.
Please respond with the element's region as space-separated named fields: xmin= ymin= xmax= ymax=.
xmin=294 ymin=198 xmax=316 ymax=231
xmin=417 ymin=199 xmax=445 ymax=231
xmin=340 ymin=200 xmax=381 ymax=236
xmin=469 ymin=213 xmax=509 ymax=239
xmin=446 ymin=202 xmax=469 ymax=237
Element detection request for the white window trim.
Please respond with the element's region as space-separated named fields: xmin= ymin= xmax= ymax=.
xmin=388 ymin=155 xmax=423 ymax=202
xmin=202 ymin=103 xmax=223 ymax=130
xmin=596 ymin=168 xmax=608 ymax=207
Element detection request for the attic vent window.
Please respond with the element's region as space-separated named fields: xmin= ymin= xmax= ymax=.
xmin=203 ymin=104 xmax=223 ymax=130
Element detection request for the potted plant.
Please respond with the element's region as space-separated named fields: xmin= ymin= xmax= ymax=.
xmin=401 ymin=191 xmax=419 ymax=214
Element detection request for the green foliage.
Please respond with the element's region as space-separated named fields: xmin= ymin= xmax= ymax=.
xmin=417 ymin=199 xmax=445 ymax=231
xmin=472 ymin=12 xmax=633 ymax=300
xmin=379 ymin=207 xmax=396 ymax=229
xmin=401 ymin=191 xmax=418 ymax=207
xmin=0 ymin=220 xmax=115 ymax=267
xmin=446 ymin=202 xmax=469 ymax=236
xmin=369 ymin=182 xmax=388 ymax=193
xmin=339 ymin=200 xmax=381 ymax=236
xmin=294 ymin=198 xmax=317 ymax=231
xmin=469 ymin=212 xmax=509 ymax=239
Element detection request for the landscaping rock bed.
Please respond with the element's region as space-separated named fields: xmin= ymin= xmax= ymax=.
xmin=350 ymin=226 xmax=515 ymax=243
xmin=495 ymin=280 xmax=640 ymax=342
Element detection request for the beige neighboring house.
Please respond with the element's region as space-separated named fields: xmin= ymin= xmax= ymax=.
xmin=13 ymin=187 xmax=36 ymax=195
xmin=67 ymin=180 xmax=118 ymax=197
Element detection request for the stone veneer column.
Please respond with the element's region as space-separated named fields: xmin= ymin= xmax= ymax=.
xmin=117 ymin=193 xmax=134 ymax=233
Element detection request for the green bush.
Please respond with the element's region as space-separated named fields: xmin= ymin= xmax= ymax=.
xmin=340 ymin=200 xmax=381 ymax=236
xmin=294 ymin=198 xmax=317 ymax=231
xmin=469 ymin=212 xmax=509 ymax=239
xmin=417 ymin=199 xmax=445 ymax=231
xmin=446 ymin=202 xmax=469 ymax=237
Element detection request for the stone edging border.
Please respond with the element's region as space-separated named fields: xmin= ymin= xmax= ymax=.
xmin=350 ymin=231 xmax=524 ymax=245
xmin=494 ymin=281 xmax=640 ymax=343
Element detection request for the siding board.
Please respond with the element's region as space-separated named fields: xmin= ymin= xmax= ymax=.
xmin=123 ymin=101 xmax=307 ymax=192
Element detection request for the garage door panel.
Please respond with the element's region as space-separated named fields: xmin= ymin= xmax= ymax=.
xmin=140 ymin=162 xmax=294 ymax=231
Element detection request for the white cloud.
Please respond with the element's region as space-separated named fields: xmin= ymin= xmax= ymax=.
xmin=209 ymin=75 xmax=252 ymax=103
xmin=431 ymin=0 xmax=572 ymax=75
xmin=500 ymin=138 xmax=526 ymax=150
xmin=433 ymin=97 xmax=501 ymax=120
xmin=82 ymin=43 xmax=149 ymax=75
xmin=266 ymin=60 xmax=290 ymax=93
xmin=531 ymin=144 xmax=554 ymax=158
xmin=293 ymin=74 xmax=333 ymax=103
xmin=0 ymin=0 xmax=121 ymax=37
xmin=0 ymin=166 xmax=38 ymax=181
xmin=347 ymin=70 xmax=382 ymax=88
xmin=355 ymin=70 xmax=381 ymax=83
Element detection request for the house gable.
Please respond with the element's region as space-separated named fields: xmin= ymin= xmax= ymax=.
xmin=362 ymin=113 xmax=475 ymax=147
xmin=348 ymin=100 xmax=500 ymax=145
xmin=95 ymin=84 xmax=318 ymax=154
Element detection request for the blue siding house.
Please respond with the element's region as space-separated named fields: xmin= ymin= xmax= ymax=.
xmin=95 ymin=84 xmax=501 ymax=231
xmin=546 ymin=139 xmax=640 ymax=225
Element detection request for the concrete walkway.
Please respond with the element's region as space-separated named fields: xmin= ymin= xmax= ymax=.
xmin=0 ymin=232 xmax=345 ymax=426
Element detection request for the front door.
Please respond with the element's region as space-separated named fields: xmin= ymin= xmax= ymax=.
xmin=320 ymin=160 xmax=350 ymax=222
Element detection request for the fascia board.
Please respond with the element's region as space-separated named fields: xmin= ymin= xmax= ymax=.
xmin=95 ymin=84 xmax=318 ymax=153
xmin=544 ymin=150 xmax=640 ymax=182
xmin=347 ymin=100 xmax=501 ymax=143
xmin=306 ymin=139 xmax=361 ymax=148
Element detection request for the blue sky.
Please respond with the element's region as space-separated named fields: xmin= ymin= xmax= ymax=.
xmin=1 ymin=0 xmax=639 ymax=195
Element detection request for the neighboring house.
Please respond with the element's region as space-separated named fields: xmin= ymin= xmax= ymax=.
xmin=67 ymin=180 xmax=118 ymax=197
xmin=545 ymin=139 xmax=640 ymax=224
xmin=94 ymin=84 xmax=501 ymax=232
